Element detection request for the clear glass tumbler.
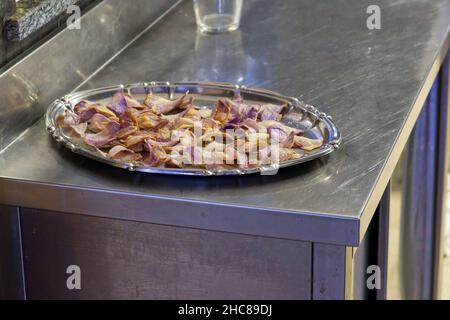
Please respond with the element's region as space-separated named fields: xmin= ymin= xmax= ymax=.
xmin=193 ymin=0 xmax=243 ymax=33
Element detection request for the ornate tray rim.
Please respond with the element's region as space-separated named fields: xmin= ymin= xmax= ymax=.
xmin=45 ymin=81 xmax=342 ymax=176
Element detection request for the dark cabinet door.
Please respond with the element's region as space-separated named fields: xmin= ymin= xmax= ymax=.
xmin=21 ymin=209 xmax=312 ymax=299
xmin=0 ymin=205 xmax=25 ymax=300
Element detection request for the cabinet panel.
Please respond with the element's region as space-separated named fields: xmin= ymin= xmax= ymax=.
xmin=21 ymin=209 xmax=312 ymax=299
xmin=0 ymin=205 xmax=25 ymax=299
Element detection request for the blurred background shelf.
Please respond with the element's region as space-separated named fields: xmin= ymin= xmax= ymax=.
xmin=0 ymin=0 xmax=97 ymax=69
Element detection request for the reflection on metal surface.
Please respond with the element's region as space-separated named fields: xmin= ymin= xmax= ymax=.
xmin=387 ymin=150 xmax=406 ymax=299
xmin=192 ymin=29 xmax=269 ymax=86
xmin=193 ymin=30 xmax=247 ymax=83
xmin=445 ymin=175 xmax=450 ymax=299
xmin=0 ymin=72 xmax=38 ymax=152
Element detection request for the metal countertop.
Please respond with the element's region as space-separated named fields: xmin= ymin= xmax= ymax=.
xmin=1 ymin=0 xmax=449 ymax=245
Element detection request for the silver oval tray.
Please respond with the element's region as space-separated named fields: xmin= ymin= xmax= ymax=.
xmin=46 ymin=82 xmax=341 ymax=176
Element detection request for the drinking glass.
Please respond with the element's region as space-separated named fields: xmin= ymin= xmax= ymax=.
xmin=193 ymin=0 xmax=243 ymax=33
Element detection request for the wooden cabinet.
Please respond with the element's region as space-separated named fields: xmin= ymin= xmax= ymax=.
xmin=20 ymin=209 xmax=312 ymax=299
xmin=1 ymin=206 xmax=364 ymax=300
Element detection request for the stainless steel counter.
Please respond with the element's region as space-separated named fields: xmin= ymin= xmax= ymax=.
xmin=1 ymin=0 xmax=449 ymax=246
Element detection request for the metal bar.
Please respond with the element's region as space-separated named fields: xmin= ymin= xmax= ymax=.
xmin=349 ymin=184 xmax=390 ymax=300
xmin=432 ymin=52 xmax=450 ymax=299
xmin=376 ymin=184 xmax=390 ymax=300
xmin=345 ymin=247 xmax=355 ymax=300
